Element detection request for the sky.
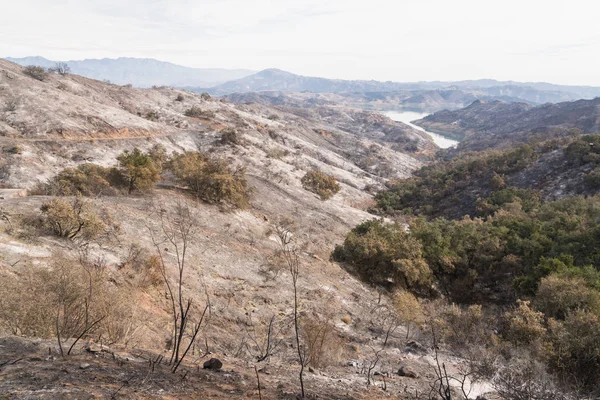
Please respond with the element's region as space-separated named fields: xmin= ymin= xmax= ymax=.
xmin=1 ymin=0 xmax=600 ymax=85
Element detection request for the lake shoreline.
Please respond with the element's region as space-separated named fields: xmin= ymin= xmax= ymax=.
xmin=382 ymin=111 xmax=460 ymax=149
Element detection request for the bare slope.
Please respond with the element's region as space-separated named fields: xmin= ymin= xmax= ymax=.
xmin=0 ymin=60 xmax=491 ymax=399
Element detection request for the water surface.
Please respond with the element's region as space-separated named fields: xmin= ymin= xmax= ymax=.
xmin=383 ymin=111 xmax=459 ymax=149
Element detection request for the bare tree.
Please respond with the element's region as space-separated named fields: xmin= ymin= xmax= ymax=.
xmin=365 ymin=306 xmax=400 ymax=387
xmin=243 ymin=314 xmax=291 ymax=362
xmin=49 ymin=62 xmax=71 ymax=75
xmin=276 ymin=226 xmax=309 ymax=398
xmin=148 ymin=202 xmax=209 ymax=373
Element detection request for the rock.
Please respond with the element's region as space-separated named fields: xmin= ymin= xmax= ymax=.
xmin=203 ymin=358 xmax=223 ymax=370
xmin=79 ymin=363 xmax=91 ymax=370
xmin=403 ymin=340 xmax=427 ymax=354
xmin=398 ymin=365 xmax=419 ymax=379
xmin=85 ymin=343 xmax=111 ymax=354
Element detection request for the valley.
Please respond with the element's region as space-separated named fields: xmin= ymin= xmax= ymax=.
xmin=1 ymin=56 xmax=600 ymax=400
xmin=382 ymin=111 xmax=459 ymax=149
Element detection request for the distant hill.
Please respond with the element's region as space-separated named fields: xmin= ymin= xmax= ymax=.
xmin=200 ymin=69 xmax=422 ymax=95
xmin=4 ymin=56 xmax=254 ymax=88
xmin=415 ymin=98 xmax=600 ymax=151
xmin=202 ymin=69 xmax=600 ymax=111
xmin=225 ymin=86 xmax=571 ymax=114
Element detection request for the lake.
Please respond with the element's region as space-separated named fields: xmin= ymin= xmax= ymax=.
xmin=383 ymin=111 xmax=459 ymax=149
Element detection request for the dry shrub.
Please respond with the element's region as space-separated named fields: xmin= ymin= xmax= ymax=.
xmin=301 ymin=169 xmax=341 ymax=200
xmin=40 ymin=197 xmax=106 ymax=240
xmin=184 ymin=107 xmax=215 ymax=119
xmin=265 ymin=147 xmax=289 ymax=159
xmin=435 ymin=304 xmax=497 ymax=351
xmin=0 ymin=256 xmax=136 ymax=345
xmin=220 ymin=128 xmax=243 ymax=146
xmin=170 ymin=151 xmax=250 ymax=209
xmin=30 ymin=164 xmax=125 ymax=196
xmin=394 ymin=290 xmax=424 ymax=339
xmin=502 ymin=300 xmax=546 ymax=346
xmin=535 ymin=275 xmax=600 ymax=320
xmin=493 ymin=359 xmax=573 ymax=400
xmin=546 ymin=310 xmax=600 ymax=392
xmin=301 ymin=317 xmax=344 ymax=369
xmin=118 ymin=243 xmax=162 ymax=288
xmin=23 ymin=65 xmax=48 ymax=81
xmin=259 ymin=248 xmax=287 ymax=280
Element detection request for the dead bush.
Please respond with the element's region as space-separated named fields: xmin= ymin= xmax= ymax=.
xmin=184 ymin=107 xmax=215 ymax=119
xmin=301 ymin=317 xmax=344 ymax=368
xmin=118 ymin=243 xmax=162 ymax=287
xmin=265 ymin=147 xmax=289 ymax=159
xmin=3 ymin=97 xmax=18 ymax=112
xmin=435 ymin=304 xmax=497 ymax=351
xmin=220 ymin=128 xmax=243 ymax=146
xmin=493 ymin=359 xmax=573 ymax=400
xmin=0 ymin=256 xmax=136 ymax=345
xmin=301 ymin=170 xmax=341 ymax=200
xmin=23 ymin=65 xmax=48 ymax=81
xmin=40 ymin=197 xmax=106 ymax=240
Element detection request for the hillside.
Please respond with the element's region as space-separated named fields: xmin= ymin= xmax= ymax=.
xmin=5 ymin=56 xmax=255 ymax=88
xmin=0 ymin=60 xmax=493 ymax=399
xmin=415 ymin=98 xmax=600 ymax=151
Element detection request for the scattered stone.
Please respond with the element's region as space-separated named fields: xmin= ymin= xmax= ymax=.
xmin=79 ymin=363 xmax=91 ymax=370
xmin=203 ymin=358 xmax=223 ymax=370
xmin=258 ymin=366 xmax=271 ymax=375
xmin=398 ymin=365 xmax=419 ymax=379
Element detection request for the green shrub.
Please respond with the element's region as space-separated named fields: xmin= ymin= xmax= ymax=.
xmin=170 ymin=151 xmax=250 ymax=209
xmin=301 ymin=170 xmax=341 ymax=200
xmin=117 ymin=148 xmax=161 ymax=194
xmin=584 ymin=166 xmax=600 ymax=189
xmin=332 ymin=220 xmax=432 ymax=293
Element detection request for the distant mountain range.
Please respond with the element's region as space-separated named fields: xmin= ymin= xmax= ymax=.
xmin=4 ymin=56 xmax=255 ymax=88
xmin=201 ymin=69 xmax=600 ymax=105
xmin=225 ymin=88 xmax=555 ymax=113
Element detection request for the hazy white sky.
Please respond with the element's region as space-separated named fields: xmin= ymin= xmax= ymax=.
xmin=1 ymin=0 xmax=599 ymax=85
